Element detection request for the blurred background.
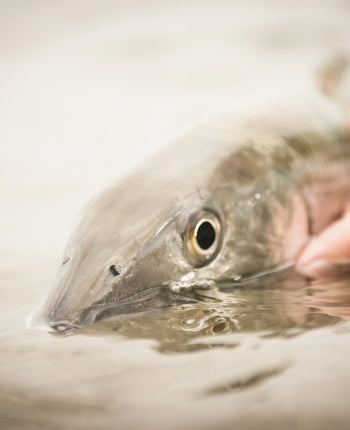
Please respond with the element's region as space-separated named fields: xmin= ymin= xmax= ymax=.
xmin=2 ymin=0 xmax=350 ymax=288
xmin=1 ymin=1 xmax=350 ymax=429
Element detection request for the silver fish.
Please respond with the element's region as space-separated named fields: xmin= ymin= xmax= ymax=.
xmin=28 ymin=83 xmax=350 ymax=332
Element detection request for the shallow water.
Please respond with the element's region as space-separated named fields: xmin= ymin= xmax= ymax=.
xmin=2 ymin=0 xmax=350 ymax=429
xmin=2 ymin=281 xmax=350 ymax=430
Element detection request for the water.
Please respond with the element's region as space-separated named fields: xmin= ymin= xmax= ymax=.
xmin=2 ymin=282 xmax=350 ymax=429
xmin=2 ymin=1 xmax=350 ymax=428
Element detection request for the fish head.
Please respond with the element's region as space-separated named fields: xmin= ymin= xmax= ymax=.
xmin=27 ymin=167 xmax=232 ymax=332
xmin=28 ymin=90 xmax=329 ymax=332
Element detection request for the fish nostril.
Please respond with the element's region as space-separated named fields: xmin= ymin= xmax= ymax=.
xmin=62 ymin=256 xmax=70 ymax=266
xmin=109 ymin=265 xmax=120 ymax=277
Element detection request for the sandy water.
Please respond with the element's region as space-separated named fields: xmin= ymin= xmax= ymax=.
xmin=2 ymin=1 xmax=350 ymax=428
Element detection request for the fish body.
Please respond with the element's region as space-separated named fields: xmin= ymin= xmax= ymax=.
xmin=28 ymin=86 xmax=350 ymax=331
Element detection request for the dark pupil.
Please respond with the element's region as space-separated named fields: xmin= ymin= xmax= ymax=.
xmin=196 ymin=221 xmax=216 ymax=250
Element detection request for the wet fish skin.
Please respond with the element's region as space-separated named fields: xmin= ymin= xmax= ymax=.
xmin=28 ymin=87 xmax=350 ymax=331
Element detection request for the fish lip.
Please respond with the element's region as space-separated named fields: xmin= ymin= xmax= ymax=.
xmin=48 ymin=320 xmax=80 ymax=333
xmin=28 ymin=282 xmax=198 ymax=332
xmin=72 ymin=285 xmax=178 ymax=326
xmin=26 ymin=286 xmax=164 ymax=332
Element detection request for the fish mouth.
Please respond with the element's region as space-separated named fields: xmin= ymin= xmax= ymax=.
xmin=26 ymin=301 xmax=115 ymax=333
xmin=26 ymin=262 xmax=300 ymax=333
xmin=26 ymin=286 xmax=181 ymax=333
xmin=49 ymin=320 xmax=80 ymax=333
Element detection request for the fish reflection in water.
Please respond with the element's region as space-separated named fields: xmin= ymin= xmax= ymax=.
xmin=77 ymin=281 xmax=346 ymax=354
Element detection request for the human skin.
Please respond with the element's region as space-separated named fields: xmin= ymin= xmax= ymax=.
xmin=296 ymin=205 xmax=350 ymax=279
xmin=296 ymin=115 xmax=350 ymax=280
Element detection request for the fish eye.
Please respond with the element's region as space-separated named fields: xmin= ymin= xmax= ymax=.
xmin=196 ymin=221 xmax=216 ymax=250
xmin=184 ymin=209 xmax=222 ymax=267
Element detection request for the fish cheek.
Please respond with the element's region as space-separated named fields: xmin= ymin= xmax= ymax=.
xmin=123 ymin=226 xmax=189 ymax=291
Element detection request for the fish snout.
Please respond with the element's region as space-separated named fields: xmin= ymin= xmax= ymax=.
xmin=25 ymin=304 xmax=74 ymax=333
xmin=27 ymin=302 xmax=97 ymax=333
xmin=26 ymin=302 xmax=77 ymax=333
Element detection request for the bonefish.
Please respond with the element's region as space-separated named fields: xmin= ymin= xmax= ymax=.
xmin=28 ymin=66 xmax=350 ymax=332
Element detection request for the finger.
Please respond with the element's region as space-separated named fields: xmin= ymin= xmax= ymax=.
xmin=296 ymin=210 xmax=350 ymax=278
